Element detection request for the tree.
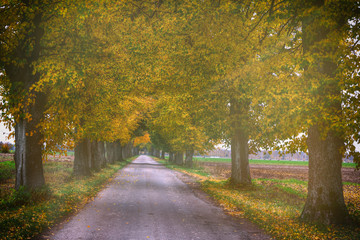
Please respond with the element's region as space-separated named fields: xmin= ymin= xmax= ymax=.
xmin=185 ymin=0 xmax=294 ymax=185
xmin=35 ymin=0 xmax=155 ymax=174
xmin=267 ymin=0 xmax=360 ymax=225
xmin=0 ymin=1 xmax=54 ymax=189
xmin=296 ymin=0 xmax=359 ymax=225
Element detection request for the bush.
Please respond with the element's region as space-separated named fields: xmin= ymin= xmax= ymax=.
xmin=0 ymin=142 xmax=13 ymax=153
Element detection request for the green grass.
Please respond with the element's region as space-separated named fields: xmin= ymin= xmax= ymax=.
xmin=193 ymin=157 xmax=232 ymax=163
xmin=0 ymin=157 xmax=135 ymax=240
xmin=52 ymin=150 xmax=74 ymax=156
xmin=62 ymin=151 xmax=74 ymax=156
xmin=193 ymin=157 xmax=357 ymax=168
xmin=343 ymin=162 xmax=357 ymax=168
xmin=0 ymin=161 xmax=15 ymax=182
xmin=157 ymin=159 xmax=210 ymax=177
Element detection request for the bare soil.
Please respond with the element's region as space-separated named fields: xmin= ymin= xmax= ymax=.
xmin=198 ymin=162 xmax=360 ymax=184
xmin=0 ymin=153 xmax=14 ymax=162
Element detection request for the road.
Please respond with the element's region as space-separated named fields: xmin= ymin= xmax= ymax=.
xmin=47 ymin=155 xmax=269 ymax=240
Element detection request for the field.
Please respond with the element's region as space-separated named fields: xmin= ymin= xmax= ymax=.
xmin=194 ymin=157 xmax=356 ymax=167
xmin=193 ymin=157 xmax=360 ymax=184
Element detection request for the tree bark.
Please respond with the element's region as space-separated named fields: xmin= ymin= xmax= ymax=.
xmin=124 ymin=141 xmax=133 ymax=159
xmin=149 ymin=147 xmax=155 ymax=157
xmin=74 ymin=139 xmax=92 ymax=176
xmin=169 ymin=152 xmax=174 ymax=162
xmin=175 ymin=152 xmax=183 ymax=165
xmin=99 ymin=141 xmax=107 ymax=168
xmin=133 ymin=146 xmax=140 ymax=156
xmin=13 ymin=68 xmax=46 ymax=191
xmin=161 ymin=150 xmax=165 ymax=159
xmin=154 ymin=149 xmax=161 ymax=158
xmin=14 ymin=105 xmax=46 ymax=190
xmin=230 ymin=99 xmax=251 ymax=185
xmin=90 ymin=141 xmax=100 ymax=172
xmin=121 ymin=143 xmax=127 ymax=159
xmin=185 ymin=149 xmax=194 ymax=168
xmin=105 ymin=142 xmax=115 ymax=164
xmin=300 ymin=126 xmax=348 ymax=224
xmin=115 ymin=141 xmax=123 ymax=161
xmin=90 ymin=141 xmax=106 ymax=172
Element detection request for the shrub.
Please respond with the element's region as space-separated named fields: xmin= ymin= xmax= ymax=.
xmin=0 ymin=142 xmax=12 ymax=153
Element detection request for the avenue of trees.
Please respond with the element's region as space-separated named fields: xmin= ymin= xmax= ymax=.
xmin=1 ymin=0 xmax=359 ymax=226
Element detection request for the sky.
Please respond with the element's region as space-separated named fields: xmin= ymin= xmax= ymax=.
xmin=0 ymin=122 xmax=13 ymax=143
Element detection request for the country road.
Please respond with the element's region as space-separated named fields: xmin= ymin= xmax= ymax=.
xmin=45 ymin=155 xmax=270 ymax=240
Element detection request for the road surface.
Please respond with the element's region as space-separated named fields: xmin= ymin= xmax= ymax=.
xmin=47 ymin=155 xmax=269 ymax=240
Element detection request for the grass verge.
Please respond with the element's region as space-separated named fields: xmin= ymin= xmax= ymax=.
xmin=158 ymin=158 xmax=360 ymax=239
xmin=0 ymin=157 xmax=135 ymax=240
xmin=0 ymin=161 xmax=15 ymax=182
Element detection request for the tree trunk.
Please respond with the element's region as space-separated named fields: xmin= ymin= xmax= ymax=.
xmin=300 ymin=126 xmax=348 ymax=224
xmin=133 ymin=146 xmax=140 ymax=156
xmin=169 ymin=152 xmax=174 ymax=162
xmin=175 ymin=152 xmax=183 ymax=165
xmin=14 ymin=108 xmax=45 ymax=190
xmin=299 ymin=0 xmax=349 ymax=225
xmin=99 ymin=141 xmax=107 ymax=168
xmin=185 ymin=149 xmax=194 ymax=167
xmin=103 ymin=142 xmax=108 ymax=163
xmin=90 ymin=141 xmax=100 ymax=172
xmin=126 ymin=142 xmax=131 ymax=158
xmin=154 ymin=149 xmax=160 ymax=158
xmin=74 ymin=139 xmax=92 ymax=176
xmin=121 ymin=143 xmax=127 ymax=159
xmin=125 ymin=142 xmax=133 ymax=158
xmin=161 ymin=150 xmax=165 ymax=159
xmin=115 ymin=141 xmax=123 ymax=161
xmin=13 ymin=69 xmax=47 ymax=190
xmin=105 ymin=142 xmax=114 ymax=164
xmin=90 ymin=141 xmax=106 ymax=172
xmin=149 ymin=147 xmax=155 ymax=157
xmin=6 ymin=10 xmax=46 ymax=190
xmin=230 ymin=99 xmax=251 ymax=185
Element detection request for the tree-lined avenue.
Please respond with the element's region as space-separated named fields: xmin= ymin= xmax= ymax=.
xmin=1 ymin=0 xmax=360 ymax=229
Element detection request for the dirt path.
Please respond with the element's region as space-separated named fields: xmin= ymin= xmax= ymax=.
xmin=200 ymin=162 xmax=360 ymax=183
xmin=44 ymin=155 xmax=270 ymax=240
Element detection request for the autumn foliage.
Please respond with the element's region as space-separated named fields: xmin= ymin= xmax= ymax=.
xmin=0 ymin=0 xmax=359 ymax=232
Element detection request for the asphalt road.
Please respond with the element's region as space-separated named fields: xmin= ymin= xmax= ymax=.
xmin=48 ymin=155 xmax=269 ymax=240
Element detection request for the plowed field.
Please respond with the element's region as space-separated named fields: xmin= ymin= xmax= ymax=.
xmin=198 ymin=162 xmax=360 ymax=184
